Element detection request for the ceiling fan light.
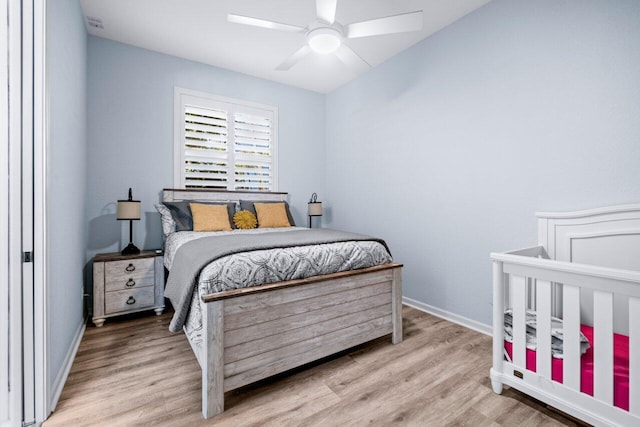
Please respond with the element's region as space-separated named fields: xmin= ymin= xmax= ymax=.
xmin=307 ymin=28 xmax=342 ymax=54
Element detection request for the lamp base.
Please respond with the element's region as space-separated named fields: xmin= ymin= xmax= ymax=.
xmin=308 ymin=215 xmax=322 ymax=228
xmin=121 ymin=243 xmax=141 ymax=255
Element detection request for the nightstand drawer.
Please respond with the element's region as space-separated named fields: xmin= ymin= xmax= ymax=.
xmin=105 ymin=275 xmax=155 ymax=293
xmin=105 ymin=257 xmax=154 ymax=283
xmin=105 ymin=287 xmax=155 ymax=315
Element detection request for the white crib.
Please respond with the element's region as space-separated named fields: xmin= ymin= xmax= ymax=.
xmin=490 ymin=204 xmax=640 ymax=427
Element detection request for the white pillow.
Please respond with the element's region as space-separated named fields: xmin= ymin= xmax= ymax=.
xmin=155 ymin=203 xmax=176 ymax=237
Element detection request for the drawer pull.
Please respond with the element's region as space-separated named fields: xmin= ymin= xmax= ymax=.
xmin=126 ymin=296 xmax=136 ymax=305
xmin=125 ymin=279 xmax=135 ymax=288
xmin=125 ymin=263 xmax=136 ymax=272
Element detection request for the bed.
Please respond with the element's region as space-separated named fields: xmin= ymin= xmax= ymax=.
xmin=490 ymin=204 xmax=640 ymax=426
xmin=160 ymin=189 xmax=403 ymax=419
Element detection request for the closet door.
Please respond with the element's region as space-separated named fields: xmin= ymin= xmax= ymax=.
xmin=21 ymin=0 xmax=36 ymax=423
xmin=1 ymin=0 xmax=40 ymax=425
xmin=1 ymin=0 xmax=10 ymax=422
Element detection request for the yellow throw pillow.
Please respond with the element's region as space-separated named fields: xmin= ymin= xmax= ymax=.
xmin=190 ymin=203 xmax=232 ymax=232
xmin=233 ymin=210 xmax=257 ymax=230
xmin=254 ymin=202 xmax=291 ymax=228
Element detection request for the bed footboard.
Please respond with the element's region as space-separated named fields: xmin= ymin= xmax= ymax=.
xmin=491 ymin=249 xmax=640 ymax=426
xmin=200 ymin=263 xmax=403 ymax=419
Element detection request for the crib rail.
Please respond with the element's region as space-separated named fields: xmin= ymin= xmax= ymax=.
xmin=491 ymin=247 xmax=640 ymax=424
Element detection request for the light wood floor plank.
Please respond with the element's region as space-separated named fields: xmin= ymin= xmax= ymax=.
xmin=43 ymin=306 xmax=581 ymax=426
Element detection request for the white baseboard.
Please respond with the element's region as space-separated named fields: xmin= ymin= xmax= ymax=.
xmin=49 ymin=318 xmax=86 ymax=412
xmin=402 ymin=297 xmax=492 ymax=336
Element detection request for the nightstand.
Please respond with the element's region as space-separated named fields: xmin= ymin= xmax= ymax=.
xmin=92 ymin=250 xmax=165 ymax=327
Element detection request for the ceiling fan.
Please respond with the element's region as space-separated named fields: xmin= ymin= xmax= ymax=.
xmin=228 ymin=0 xmax=423 ymax=73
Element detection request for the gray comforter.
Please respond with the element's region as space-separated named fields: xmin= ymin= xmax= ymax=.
xmin=164 ymin=228 xmax=391 ymax=332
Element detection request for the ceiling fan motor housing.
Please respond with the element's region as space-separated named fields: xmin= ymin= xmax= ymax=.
xmin=306 ymin=23 xmax=344 ymax=54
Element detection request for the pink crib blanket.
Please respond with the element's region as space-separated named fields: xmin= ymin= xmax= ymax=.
xmin=504 ymin=325 xmax=630 ymax=411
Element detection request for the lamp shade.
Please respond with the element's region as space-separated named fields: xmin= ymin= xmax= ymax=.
xmin=117 ymin=201 xmax=140 ymax=220
xmin=308 ymin=202 xmax=323 ymax=217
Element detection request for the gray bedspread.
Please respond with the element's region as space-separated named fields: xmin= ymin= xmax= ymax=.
xmin=164 ymin=228 xmax=391 ymax=332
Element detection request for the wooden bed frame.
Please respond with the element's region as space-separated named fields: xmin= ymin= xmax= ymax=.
xmin=162 ymin=189 xmax=403 ymax=419
xmin=490 ymin=204 xmax=640 ymax=426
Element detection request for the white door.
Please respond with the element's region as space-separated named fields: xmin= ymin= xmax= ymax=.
xmin=1 ymin=0 xmax=23 ymax=423
xmin=1 ymin=0 xmax=11 ymax=422
xmin=1 ymin=0 xmax=42 ymax=425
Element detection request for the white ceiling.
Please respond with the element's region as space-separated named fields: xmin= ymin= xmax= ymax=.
xmin=79 ymin=0 xmax=490 ymax=93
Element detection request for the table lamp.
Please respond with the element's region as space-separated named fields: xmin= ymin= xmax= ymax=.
xmin=308 ymin=192 xmax=322 ymax=228
xmin=117 ymin=188 xmax=141 ymax=255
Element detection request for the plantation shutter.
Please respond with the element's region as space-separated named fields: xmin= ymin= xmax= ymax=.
xmin=183 ymin=105 xmax=229 ymax=189
xmin=176 ymin=88 xmax=278 ymax=191
xmin=233 ymin=111 xmax=273 ymax=191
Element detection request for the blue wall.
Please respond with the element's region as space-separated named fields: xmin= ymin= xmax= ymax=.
xmin=47 ymin=0 xmax=87 ymax=395
xmin=325 ymin=0 xmax=640 ymax=326
xmin=86 ymin=37 xmax=326 ymax=258
xmin=43 ymin=1 xmax=640 ymax=416
xmin=81 ymin=0 xmax=640 ymax=342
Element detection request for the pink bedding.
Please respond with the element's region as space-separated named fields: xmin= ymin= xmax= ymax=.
xmin=504 ymin=325 xmax=630 ymax=411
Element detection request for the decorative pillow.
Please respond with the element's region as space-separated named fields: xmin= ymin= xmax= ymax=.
xmin=239 ymin=200 xmax=295 ymax=226
xmin=233 ymin=210 xmax=258 ymax=229
xmin=190 ymin=203 xmax=233 ymax=232
xmin=254 ymin=202 xmax=291 ymax=228
xmin=163 ymin=201 xmax=237 ymax=231
xmin=155 ymin=203 xmax=176 ymax=237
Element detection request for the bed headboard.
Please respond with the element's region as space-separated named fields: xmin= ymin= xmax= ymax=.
xmin=537 ymin=203 xmax=640 ymax=333
xmin=162 ymin=188 xmax=288 ymax=203
xmin=537 ymin=203 xmax=640 ymax=272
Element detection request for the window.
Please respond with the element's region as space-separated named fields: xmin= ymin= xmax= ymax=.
xmin=174 ymin=87 xmax=278 ymax=191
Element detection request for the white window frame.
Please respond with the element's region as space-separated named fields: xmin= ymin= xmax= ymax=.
xmin=173 ymin=87 xmax=279 ymax=191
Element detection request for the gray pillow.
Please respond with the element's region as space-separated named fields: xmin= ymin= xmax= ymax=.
xmin=239 ymin=200 xmax=295 ymax=227
xmin=163 ymin=201 xmax=237 ymax=231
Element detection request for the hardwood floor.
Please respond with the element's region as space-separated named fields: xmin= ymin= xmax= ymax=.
xmin=44 ymin=306 xmax=581 ymax=426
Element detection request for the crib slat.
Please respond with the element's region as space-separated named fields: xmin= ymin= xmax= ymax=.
xmin=593 ymin=290 xmax=613 ymax=405
xmin=529 ymin=278 xmax=536 ymax=311
xmin=630 ymin=297 xmax=640 ymax=416
xmin=562 ymin=284 xmax=581 ymax=391
xmin=536 ymin=280 xmax=552 ymax=380
xmin=492 ymin=260 xmax=505 ymax=395
xmin=510 ymin=275 xmax=527 ymax=369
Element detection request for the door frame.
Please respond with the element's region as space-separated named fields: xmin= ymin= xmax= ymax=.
xmin=34 ymin=0 xmax=48 ymax=421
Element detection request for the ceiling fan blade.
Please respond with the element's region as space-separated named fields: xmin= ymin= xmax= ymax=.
xmin=275 ymin=45 xmax=312 ymax=71
xmin=346 ymin=10 xmax=423 ymax=38
xmin=316 ymin=0 xmax=337 ymax=24
xmin=334 ymin=44 xmax=370 ymax=74
xmin=227 ymin=13 xmax=305 ymax=33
